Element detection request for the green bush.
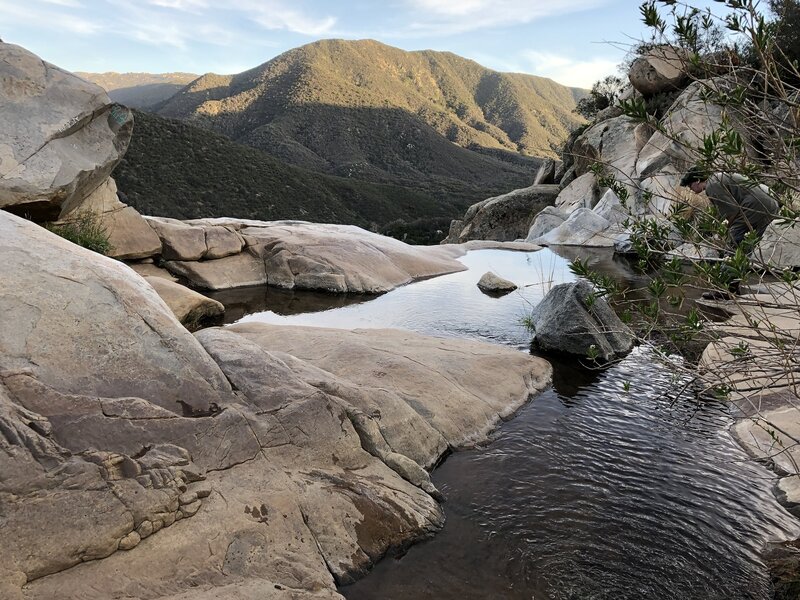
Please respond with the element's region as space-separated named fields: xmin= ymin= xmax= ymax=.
xmin=47 ymin=211 xmax=113 ymax=255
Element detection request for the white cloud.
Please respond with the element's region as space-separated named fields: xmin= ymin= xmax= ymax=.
xmin=522 ymin=50 xmax=618 ymax=88
xmin=404 ymin=0 xmax=604 ymax=35
xmin=146 ymin=0 xmax=209 ymax=11
xmin=234 ymin=0 xmax=337 ymax=36
xmin=41 ymin=0 xmax=83 ymax=7
xmin=0 ymin=1 xmax=101 ymax=35
xmin=127 ymin=21 xmax=192 ymax=49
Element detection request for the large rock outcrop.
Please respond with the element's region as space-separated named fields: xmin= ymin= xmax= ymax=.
xmin=528 ymin=208 xmax=628 ymax=247
xmin=0 ymin=42 xmax=132 ymax=220
xmin=59 ymin=177 xmax=161 ymax=260
xmin=442 ymin=184 xmax=559 ymax=243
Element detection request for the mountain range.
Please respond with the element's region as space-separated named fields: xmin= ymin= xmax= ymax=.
xmin=86 ymin=40 xmax=586 ymax=241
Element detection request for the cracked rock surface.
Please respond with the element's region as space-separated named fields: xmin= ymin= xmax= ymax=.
xmin=0 ymin=209 xmax=552 ymax=599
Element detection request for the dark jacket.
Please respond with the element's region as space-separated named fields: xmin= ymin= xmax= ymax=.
xmin=704 ymin=173 xmax=779 ymax=245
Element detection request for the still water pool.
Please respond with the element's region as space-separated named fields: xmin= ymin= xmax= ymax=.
xmin=209 ymin=248 xmax=799 ymax=599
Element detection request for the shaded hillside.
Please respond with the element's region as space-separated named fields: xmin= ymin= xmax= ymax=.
xmin=77 ymin=72 xmax=197 ymax=108
xmin=113 ymin=111 xmax=526 ymax=239
xmin=156 ymin=39 xmax=584 ymax=184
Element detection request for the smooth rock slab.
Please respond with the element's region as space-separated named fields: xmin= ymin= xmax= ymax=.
xmin=166 ymin=250 xmax=268 ymax=290
xmin=222 ymin=323 xmax=553 ymax=455
xmin=13 ymin=323 xmax=551 ymax=600
xmin=0 ymin=210 xmax=234 ymax=413
xmin=240 ymin=221 xmax=467 ymax=293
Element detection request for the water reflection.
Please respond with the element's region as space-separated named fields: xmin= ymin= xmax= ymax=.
xmin=207 ymin=285 xmax=370 ymax=323
xmin=221 ymin=249 xmax=636 ymax=350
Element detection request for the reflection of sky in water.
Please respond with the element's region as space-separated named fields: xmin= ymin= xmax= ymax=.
xmin=237 ymin=249 xmax=577 ymax=350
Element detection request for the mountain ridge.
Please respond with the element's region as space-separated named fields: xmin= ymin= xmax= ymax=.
xmin=155 ymin=39 xmax=586 ymax=168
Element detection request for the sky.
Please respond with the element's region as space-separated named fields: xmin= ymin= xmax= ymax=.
xmin=0 ymin=0 xmax=719 ymax=89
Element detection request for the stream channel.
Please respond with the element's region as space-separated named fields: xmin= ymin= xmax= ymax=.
xmin=208 ymin=248 xmax=800 ymax=600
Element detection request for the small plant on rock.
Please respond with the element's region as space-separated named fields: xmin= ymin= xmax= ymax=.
xmin=47 ymin=211 xmax=114 ymax=255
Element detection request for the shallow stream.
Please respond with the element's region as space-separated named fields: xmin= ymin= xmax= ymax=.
xmin=209 ymin=248 xmax=799 ymax=600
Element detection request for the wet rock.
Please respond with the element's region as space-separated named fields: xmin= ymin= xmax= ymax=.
xmin=765 ymin=540 xmax=800 ymax=600
xmin=529 ymin=280 xmax=635 ymax=362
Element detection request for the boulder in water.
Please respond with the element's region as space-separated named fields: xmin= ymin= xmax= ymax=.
xmin=477 ymin=271 xmax=518 ymax=295
xmin=529 ymin=280 xmax=635 ymax=362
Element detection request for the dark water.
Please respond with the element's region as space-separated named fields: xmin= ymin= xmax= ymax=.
xmin=212 ymin=248 xmax=799 ymax=600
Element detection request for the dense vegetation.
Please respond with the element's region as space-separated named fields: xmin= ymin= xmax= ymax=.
xmin=155 ymin=39 xmax=584 ymax=178
xmin=114 ymin=110 xmax=526 ymax=239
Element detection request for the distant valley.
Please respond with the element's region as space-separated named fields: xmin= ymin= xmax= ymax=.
xmin=77 ymin=72 xmax=198 ymax=108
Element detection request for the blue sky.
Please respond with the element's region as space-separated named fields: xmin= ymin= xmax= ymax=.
xmin=0 ymin=0 xmax=718 ymax=88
